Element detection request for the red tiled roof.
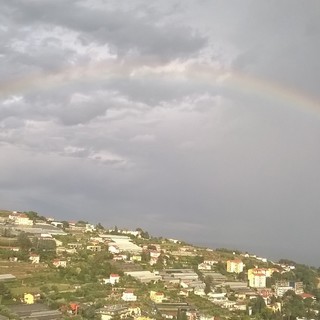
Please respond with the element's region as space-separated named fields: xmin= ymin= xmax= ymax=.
xmin=228 ymin=259 xmax=242 ymax=263
xmin=300 ymin=293 xmax=315 ymax=299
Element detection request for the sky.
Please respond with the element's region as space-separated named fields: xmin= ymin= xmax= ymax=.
xmin=1 ymin=0 xmax=320 ymax=266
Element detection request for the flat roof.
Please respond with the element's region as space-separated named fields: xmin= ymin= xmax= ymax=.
xmin=0 ymin=274 xmax=16 ymax=281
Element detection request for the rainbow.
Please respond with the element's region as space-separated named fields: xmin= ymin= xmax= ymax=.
xmin=1 ymin=58 xmax=319 ymax=117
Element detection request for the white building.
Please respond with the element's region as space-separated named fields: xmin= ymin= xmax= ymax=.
xmin=198 ymin=263 xmax=212 ymax=270
xmin=53 ymin=259 xmax=67 ymax=268
xmin=103 ymin=274 xmax=120 ymax=285
xmin=207 ymin=292 xmax=227 ymax=302
xmin=249 ymin=273 xmax=266 ymax=288
xmin=29 ymin=254 xmax=40 ymax=264
xmin=203 ymin=260 xmax=218 ymax=265
xmin=86 ymin=245 xmax=101 ymax=252
xmin=227 ymin=260 xmax=244 ymax=273
xmin=15 ymin=213 xmax=33 ymax=226
xmin=108 ymin=244 xmax=120 ymax=254
xmin=194 ymin=287 xmax=206 ymax=296
xmin=51 ymin=221 xmax=63 ymax=228
xmin=276 ymin=286 xmax=294 ymax=297
xmin=122 ymin=290 xmax=137 ymax=302
xmin=124 ymin=271 xmax=161 ymax=283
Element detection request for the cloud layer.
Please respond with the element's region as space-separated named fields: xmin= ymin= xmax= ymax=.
xmin=1 ymin=0 xmax=320 ymax=265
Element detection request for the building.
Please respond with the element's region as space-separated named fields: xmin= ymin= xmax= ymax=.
xmin=201 ymin=271 xmax=227 ymax=283
xmin=194 ymin=287 xmax=206 ymax=297
xmin=198 ymin=263 xmax=212 ymax=271
xmin=85 ymin=224 xmax=96 ymax=232
xmin=86 ymin=245 xmax=101 ymax=252
xmin=7 ymin=303 xmax=62 ymax=319
xmin=122 ymin=290 xmax=137 ymax=302
xmin=102 ymin=235 xmax=143 ymax=254
xmin=51 ymin=221 xmax=63 ymax=228
xmin=13 ymin=213 xmax=33 ymax=226
xmin=155 ymin=302 xmax=194 ymax=319
xmin=150 ymin=291 xmax=165 ymax=303
xmin=275 ymin=281 xmax=304 ymax=297
xmin=203 ymin=259 xmax=218 ymax=265
xmin=276 ymin=285 xmax=294 ymax=297
xmin=97 ymin=305 xmax=130 ymax=320
xmin=125 ymin=271 xmax=161 ymax=283
xmin=0 ymin=274 xmax=16 ymax=282
xmin=161 ymin=269 xmax=199 ymax=282
xmin=130 ymin=255 xmax=142 ymax=262
xmin=108 ymin=244 xmax=120 ymax=254
xmin=103 ymin=274 xmax=120 ymax=285
xmin=29 ymin=254 xmax=40 ymax=264
xmin=227 ymin=259 xmax=244 ymax=274
xmin=207 ymin=292 xmax=227 ymax=302
xmin=53 ymin=259 xmax=67 ymax=268
xmin=249 ymin=273 xmax=266 ymax=288
xmin=150 ymin=250 xmax=161 ymax=265
xmin=23 ymin=293 xmax=35 ymax=304
xmin=54 ymin=239 xmax=63 ymax=247
xmin=248 ymin=268 xmax=277 ymax=288
xmin=67 ymin=243 xmax=83 ymax=250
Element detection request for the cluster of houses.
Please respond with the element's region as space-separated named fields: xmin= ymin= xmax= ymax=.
xmin=0 ymin=210 xmax=316 ymax=320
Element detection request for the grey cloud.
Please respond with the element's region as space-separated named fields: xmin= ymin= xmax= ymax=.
xmin=2 ymin=0 xmax=206 ymax=61
xmin=1 ymin=0 xmax=320 ymax=266
xmin=227 ymin=1 xmax=320 ymax=94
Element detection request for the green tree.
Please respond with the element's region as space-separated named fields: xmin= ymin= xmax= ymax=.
xmin=96 ymin=222 xmax=105 ymax=230
xmin=204 ymin=275 xmax=213 ymax=294
xmin=17 ymin=232 xmax=33 ymax=251
xmin=251 ymin=296 xmax=267 ymax=315
xmin=33 ymin=238 xmax=56 ymax=251
xmin=154 ymin=254 xmax=165 ymax=270
xmin=77 ymin=220 xmax=88 ymax=225
xmin=282 ymin=291 xmax=306 ymax=320
xmin=61 ymin=221 xmax=70 ymax=229
xmin=0 ymin=283 xmax=11 ymax=302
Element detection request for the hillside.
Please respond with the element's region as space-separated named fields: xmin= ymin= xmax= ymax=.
xmin=0 ymin=208 xmax=319 ymax=320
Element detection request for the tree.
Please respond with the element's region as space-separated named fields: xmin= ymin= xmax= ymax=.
xmin=81 ymin=305 xmax=97 ymax=319
xmin=154 ymin=254 xmax=165 ymax=270
xmin=77 ymin=220 xmax=88 ymax=225
xmin=17 ymin=232 xmax=33 ymax=251
xmin=282 ymin=291 xmax=306 ymax=320
xmin=136 ymin=227 xmax=150 ymax=239
xmin=0 ymin=283 xmax=11 ymax=302
xmin=177 ymin=309 xmax=188 ymax=320
xmin=61 ymin=221 xmax=70 ymax=229
xmin=141 ymin=230 xmax=150 ymax=239
xmin=204 ymin=275 xmax=213 ymax=294
xmin=96 ymin=222 xmax=105 ymax=230
xmin=24 ymin=211 xmax=39 ymax=221
xmin=141 ymin=251 xmax=150 ymax=263
xmin=251 ymin=296 xmax=266 ymax=315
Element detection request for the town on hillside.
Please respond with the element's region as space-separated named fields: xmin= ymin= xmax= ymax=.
xmin=0 ymin=209 xmax=319 ymax=320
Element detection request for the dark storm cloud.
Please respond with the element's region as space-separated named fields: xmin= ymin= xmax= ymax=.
xmin=228 ymin=1 xmax=320 ymax=95
xmin=1 ymin=0 xmax=320 ymax=265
